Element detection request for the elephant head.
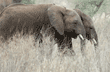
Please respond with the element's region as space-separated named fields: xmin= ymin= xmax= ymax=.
xmin=74 ymin=9 xmax=98 ymax=48
xmin=47 ymin=5 xmax=86 ymax=41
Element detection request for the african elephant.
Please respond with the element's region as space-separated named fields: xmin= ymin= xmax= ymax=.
xmin=0 ymin=3 xmax=86 ymax=52
xmin=74 ymin=9 xmax=98 ymax=50
xmin=0 ymin=0 xmax=22 ymax=13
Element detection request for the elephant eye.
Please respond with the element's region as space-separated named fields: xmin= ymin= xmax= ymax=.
xmin=73 ymin=20 xmax=77 ymax=24
xmin=90 ymin=27 xmax=93 ymax=29
xmin=74 ymin=22 xmax=77 ymax=24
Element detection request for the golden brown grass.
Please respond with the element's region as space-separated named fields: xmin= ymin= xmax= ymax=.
xmin=0 ymin=13 xmax=110 ymax=72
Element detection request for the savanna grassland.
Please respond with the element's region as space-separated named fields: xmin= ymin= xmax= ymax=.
xmin=0 ymin=0 xmax=110 ymax=72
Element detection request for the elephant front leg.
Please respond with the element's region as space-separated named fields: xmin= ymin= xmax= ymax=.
xmin=63 ymin=37 xmax=72 ymax=49
xmin=56 ymin=37 xmax=72 ymax=49
xmin=59 ymin=37 xmax=75 ymax=54
xmin=63 ymin=37 xmax=75 ymax=55
xmin=54 ymin=32 xmax=75 ymax=55
xmin=56 ymin=36 xmax=73 ymax=49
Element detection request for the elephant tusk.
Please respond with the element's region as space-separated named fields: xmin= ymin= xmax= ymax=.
xmin=79 ymin=34 xmax=84 ymax=40
xmin=92 ymin=38 xmax=97 ymax=44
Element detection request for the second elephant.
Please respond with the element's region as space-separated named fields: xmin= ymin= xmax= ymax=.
xmin=74 ymin=9 xmax=98 ymax=50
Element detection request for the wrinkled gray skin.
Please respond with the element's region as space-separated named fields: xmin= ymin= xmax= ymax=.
xmin=0 ymin=4 xmax=86 ymax=53
xmin=74 ymin=9 xmax=98 ymax=51
xmin=0 ymin=0 xmax=22 ymax=13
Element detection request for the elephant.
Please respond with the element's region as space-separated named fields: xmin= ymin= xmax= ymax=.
xmin=0 ymin=3 xmax=86 ymax=53
xmin=74 ymin=9 xmax=98 ymax=50
xmin=0 ymin=0 xmax=22 ymax=13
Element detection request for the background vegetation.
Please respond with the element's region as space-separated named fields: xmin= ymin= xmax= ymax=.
xmin=21 ymin=0 xmax=110 ymax=17
xmin=0 ymin=0 xmax=110 ymax=72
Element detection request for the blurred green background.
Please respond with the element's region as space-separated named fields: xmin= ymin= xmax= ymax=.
xmin=21 ymin=0 xmax=110 ymax=17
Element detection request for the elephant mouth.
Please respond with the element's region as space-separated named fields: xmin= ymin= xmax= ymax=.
xmin=86 ymin=34 xmax=98 ymax=46
xmin=65 ymin=30 xmax=79 ymax=38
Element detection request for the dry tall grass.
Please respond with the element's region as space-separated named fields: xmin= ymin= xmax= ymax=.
xmin=0 ymin=13 xmax=110 ymax=72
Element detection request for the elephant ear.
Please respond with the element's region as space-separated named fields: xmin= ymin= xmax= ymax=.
xmin=74 ymin=9 xmax=94 ymax=28
xmin=47 ymin=5 xmax=66 ymax=35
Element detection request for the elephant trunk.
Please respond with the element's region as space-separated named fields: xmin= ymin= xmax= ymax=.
xmin=78 ymin=18 xmax=86 ymax=40
xmin=78 ymin=25 xmax=86 ymax=41
xmin=90 ymin=28 xmax=98 ymax=48
xmin=90 ymin=36 xmax=98 ymax=49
